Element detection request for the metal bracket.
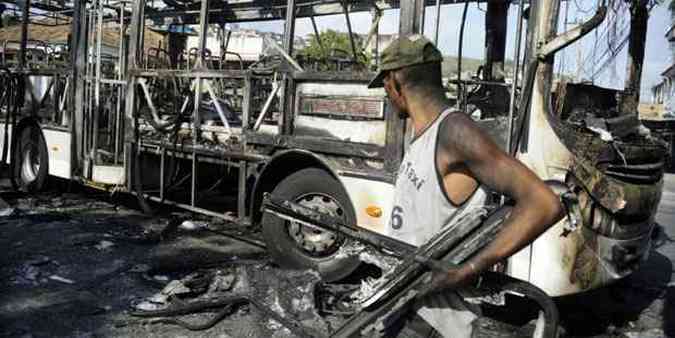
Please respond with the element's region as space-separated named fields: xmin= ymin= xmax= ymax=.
xmin=560 ymin=192 xmax=582 ymax=237
xmin=537 ymin=5 xmax=607 ymax=60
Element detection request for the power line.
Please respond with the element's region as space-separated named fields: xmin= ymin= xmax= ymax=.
xmin=592 ymin=34 xmax=629 ymax=79
xmin=574 ymin=0 xmax=595 ymax=14
xmin=579 ymin=0 xmax=629 ymax=78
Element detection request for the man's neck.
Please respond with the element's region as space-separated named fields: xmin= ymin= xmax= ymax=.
xmin=408 ymin=93 xmax=450 ymax=137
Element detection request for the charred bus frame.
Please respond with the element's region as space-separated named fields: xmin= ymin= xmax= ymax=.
xmin=0 ymin=0 xmax=667 ymax=297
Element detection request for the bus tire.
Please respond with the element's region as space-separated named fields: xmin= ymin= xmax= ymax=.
xmin=261 ymin=168 xmax=360 ymax=282
xmin=13 ymin=126 xmax=48 ymax=193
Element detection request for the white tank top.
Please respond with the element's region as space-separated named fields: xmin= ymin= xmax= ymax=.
xmin=387 ymin=108 xmax=489 ymax=337
xmin=387 ymin=108 xmax=488 ymax=245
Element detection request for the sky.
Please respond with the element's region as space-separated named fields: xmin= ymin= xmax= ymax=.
xmin=238 ymin=0 xmax=673 ymax=101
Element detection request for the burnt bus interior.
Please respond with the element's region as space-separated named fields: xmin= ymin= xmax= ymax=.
xmin=122 ymin=0 xmax=407 ymax=220
xmin=0 ymin=0 xmax=668 ymax=234
xmin=0 ymin=0 xmax=525 ymax=220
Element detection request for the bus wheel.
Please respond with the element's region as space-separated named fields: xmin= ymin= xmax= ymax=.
xmin=261 ymin=168 xmax=360 ymax=282
xmin=13 ymin=126 xmax=48 ymax=193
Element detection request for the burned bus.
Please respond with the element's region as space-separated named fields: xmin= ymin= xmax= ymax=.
xmin=0 ymin=0 xmax=667 ymax=298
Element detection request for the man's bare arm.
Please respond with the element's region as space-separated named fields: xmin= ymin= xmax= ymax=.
xmin=437 ymin=112 xmax=563 ymax=286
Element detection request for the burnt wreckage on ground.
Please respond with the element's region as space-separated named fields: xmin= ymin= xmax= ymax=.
xmin=0 ymin=0 xmax=669 ymax=336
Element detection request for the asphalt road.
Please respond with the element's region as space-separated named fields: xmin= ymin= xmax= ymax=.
xmin=0 ymin=177 xmax=674 ymax=337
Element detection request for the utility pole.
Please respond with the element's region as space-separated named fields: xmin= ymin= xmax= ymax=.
xmin=399 ymin=0 xmax=425 ymax=36
xmin=621 ymin=0 xmax=649 ymax=115
xmin=484 ymin=0 xmax=509 ymax=81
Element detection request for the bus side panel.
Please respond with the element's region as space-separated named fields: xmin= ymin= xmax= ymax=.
xmin=338 ymin=175 xmax=395 ymax=234
xmin=505 ymin=244 xmax=532 ymax=285
xmin=42 ymin=129 xmax=72 ymax=179
xmin=528 ymin=220 xmax=653 ymax=297
xmin=527 ymin=221 xmax=582 ymax=296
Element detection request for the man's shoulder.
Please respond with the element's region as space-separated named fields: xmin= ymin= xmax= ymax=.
xmin=438 ymin=110 xmax=484 ymax=144
xmin=439 ymin=109 xmax=476 ymax=127
xmin=436 ymin=109 xmax=503 ymax=165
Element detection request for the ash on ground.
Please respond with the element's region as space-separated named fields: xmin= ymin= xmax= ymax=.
xmin=1 ymin=181 xmax=674 ymax=338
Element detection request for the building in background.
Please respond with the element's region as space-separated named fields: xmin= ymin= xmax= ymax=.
xmin=651 ymin=7 xmax=675 ymax=116
xmin=186 ymin=27 xmax=306 ymax=63
xmin=0 ymin=23 xmax=165 ymax=61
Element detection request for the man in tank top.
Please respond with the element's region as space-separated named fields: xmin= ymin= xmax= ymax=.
xmin=367 ymin=35 xmax=563 ymax=337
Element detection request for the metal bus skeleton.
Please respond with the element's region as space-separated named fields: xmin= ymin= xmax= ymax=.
xmin=0 ymin=0 xmax=666 ymax=299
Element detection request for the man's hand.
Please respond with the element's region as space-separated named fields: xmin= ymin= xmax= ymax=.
xmin=416 ymin=263 xmax=477 ymax=299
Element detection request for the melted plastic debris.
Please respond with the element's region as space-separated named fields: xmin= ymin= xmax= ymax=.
xmin=587 ymin=126 xmax=614 ymax=142
xmin=265 ymin=288 xmax=286 ymax=331
xmin=132 ymin=263 xmax=328 ymax=336
xmin=134 ymin=268 xmax=238 ymax=312
xmin=207 ymin=270 xmax=236 ymax=293
xmin=334 ymin=242 xmax=402 ymax=303
xmin=248 ymin=266 xmax=328 ymax=337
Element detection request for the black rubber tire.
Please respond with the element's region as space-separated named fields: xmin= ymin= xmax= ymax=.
xmin=13 ymin=125 xmax=48 ymax=193
xmin=261 ymin=168 xmax=360 ymax=282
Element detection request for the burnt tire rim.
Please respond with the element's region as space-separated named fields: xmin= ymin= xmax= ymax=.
xmin=20 ymin=144 xmax=40 ymax=184
xmin=286 ymin=193 xmax=344 ymax=257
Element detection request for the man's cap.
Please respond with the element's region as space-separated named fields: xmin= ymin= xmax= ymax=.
xmin=368 ymin=34 xmax=443 ymax=89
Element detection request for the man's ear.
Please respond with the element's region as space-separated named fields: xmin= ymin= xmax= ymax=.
xmin=389 ymin=71 xmax=402 ymax=97
xmin=393 ymin=73 xmax=402 ymax=94
xmin=390 ymin=72 xmax=407 ymax=107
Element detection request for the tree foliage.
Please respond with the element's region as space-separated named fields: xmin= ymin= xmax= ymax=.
xmin=299 ymin=29 xmax=371 ymax=66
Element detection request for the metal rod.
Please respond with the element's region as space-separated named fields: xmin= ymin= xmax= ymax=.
xmin=101 ymin=79 xmax=127 ymax=85
xmin=85 ymin=6 xmax=96 ymax=173
xmin=92 ymin=0 xmax=104 ymax=166
xmin=362 ymin=6 xmax=382 ymax=51
xmin=447 ymin=78 xmax=512 ymax=87
xmin=59 ymin=78 xmax=69 ymax=115
xmin=139 ymin=193 xmax=237 ymax=221
xmin=197 ymin=0 xmax=210 ymax=68
xmin=283 ymin=0 xmax=297 ymax=55
xmin=119 ymin=3 xmax=125 ymax=81
xmin=221 ymin=29 xmax=232 ymax=68
xmin=115 ymin=4 xmax=126 ymax=164
xmin=434 ymin=0 xmax=441 ymax=45
xmin=18 ymin=0 xmax=31 ymax=69
xmin=242 ymin=75 xmax=251 ymax=130
xmin=507 ymin=0 xmax=526 ymax=154
xmin=264 ymin=36 xmax=304 ymax=72
xmin=193 ymin=76 xmax=202 ymax=141
xmin=204 ymin=80 xmax=232 ymax=132
xmin=160 ymin=147 xmax=165 ymax=200
xmin=457 ymin=1 xmax=469 ymax=111
xmin=191 ymin=153 xmax=197 ymax=207
xmin=310 ymin=15 xmax=325 ymax=53
xmin=237 ymin=160 xmax=247 ymax=221
xmin=114 ymin=86 xmax=122 ymax=164
xmin=95 ymin=0 xmax=103 ymax=106
xmin=191 ymin=72 xmax=202 ymax=207
xmin=341 ymin=0 xmax=358 ymax=62
xmin=138 ymin=79 xmax=162 ymax=124
xmin=375 ymin=9 xmax=380 ymax=66
xmin=71 ymin=0 xmax=88 ymax=174
xmin=281 ymin=0 xmax=296 ymax=135
xmin=123 ymin=0 xmax=145 ymax=191
xmin=253 ymin=80 xmax=280 ymax=131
